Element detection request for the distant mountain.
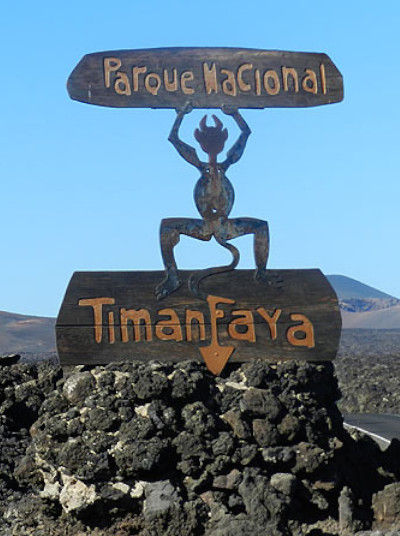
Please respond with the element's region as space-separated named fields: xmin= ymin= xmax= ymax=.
xmin=0 ymin=310 xmax=56 ymax=354
xmin=327 ymin=274 xmax=400 ymax=329
xmin=341 ymin=305 xmax=400 ymax=329
xmin=326 ymin=274 xmax=397 ymax=300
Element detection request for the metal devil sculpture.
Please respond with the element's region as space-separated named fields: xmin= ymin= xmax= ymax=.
xmin=156 ymin=103 xmax=269 ymax=300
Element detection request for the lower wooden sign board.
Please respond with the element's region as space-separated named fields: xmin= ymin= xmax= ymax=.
xmin=56 ymin=269 xmax=341 ymax=374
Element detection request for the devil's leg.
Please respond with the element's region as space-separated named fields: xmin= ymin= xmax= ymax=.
xmin=219 ymin=217 xmax=270 ymax=280
xmin=156 ymin=218 xmax=212 ymax=299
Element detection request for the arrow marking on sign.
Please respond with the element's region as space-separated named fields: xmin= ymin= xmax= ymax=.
xmin=199 ymin=294 xmax=236 ymax=375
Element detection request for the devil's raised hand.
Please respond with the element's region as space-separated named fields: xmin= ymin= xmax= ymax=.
xmin=176 ymin=101 xmax=193 ymax=116
xmin=221 ymin=104 xmax=238 ymax=116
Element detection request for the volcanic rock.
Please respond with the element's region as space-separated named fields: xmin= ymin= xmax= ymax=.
xmin=0 ymin=354 xmax=20 ymax=366
xmin=373 ymin=483 xmax=400 ymax=529
xmin=0 ymin=359 xmax=398 ymax=535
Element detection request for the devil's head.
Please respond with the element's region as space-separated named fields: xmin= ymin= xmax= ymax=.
xmin=194 ymin=115 xmax=228 ymax=159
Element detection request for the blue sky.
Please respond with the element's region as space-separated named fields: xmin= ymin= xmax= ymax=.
xmin=1 ymin=1 xmax=399 ymax=316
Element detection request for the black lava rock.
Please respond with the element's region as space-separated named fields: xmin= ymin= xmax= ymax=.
xmin=0 ymin=359 xmax=399 ymax=535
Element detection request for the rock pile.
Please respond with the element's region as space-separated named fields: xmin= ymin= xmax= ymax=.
xmin=0 ymin=362 xmax=61 ymax=514
xmin=0 ymin=359 xmax=400 ymax=535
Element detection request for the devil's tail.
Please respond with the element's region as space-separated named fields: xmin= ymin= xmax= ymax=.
xmin=188 ymin=236 xmax=240 ymax=300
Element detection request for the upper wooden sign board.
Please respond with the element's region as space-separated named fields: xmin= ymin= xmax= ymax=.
xmin=67 ymin=47 xmax=343 ymax=109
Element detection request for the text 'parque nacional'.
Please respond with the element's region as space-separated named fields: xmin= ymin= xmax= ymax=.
xmin=103 ymin=58 xmax=327 ymax=99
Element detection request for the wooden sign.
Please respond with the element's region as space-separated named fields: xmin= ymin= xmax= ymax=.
xmin=67 ymin=47 xmax=343 ymax=109
xmin=56 ymin=269 xmax=341 ymax=374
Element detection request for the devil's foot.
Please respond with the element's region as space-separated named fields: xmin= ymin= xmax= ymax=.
xmin=254 ymin=268 xmax=269 ymax=284
xmin=269 ymin=273 xmax=284 ymax=290
xmin=155 ymin=272 xmax=182 ymax=300
xmin=254 ymin=269 xmax=283 ymax=290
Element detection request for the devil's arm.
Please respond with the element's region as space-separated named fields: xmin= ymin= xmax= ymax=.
xmin=168 ymin=112 xmax=201 ymax=169
xmin=222 ymin=111 xmax=251 ymax=169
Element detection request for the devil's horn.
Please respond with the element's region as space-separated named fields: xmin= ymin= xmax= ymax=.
xmin=200 ymin=115 xmax=208 ymax=131
xmin=212 ymin=115 xmax=223 ymax=131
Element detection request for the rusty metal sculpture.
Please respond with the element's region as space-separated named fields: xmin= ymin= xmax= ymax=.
xmin=155 ymin=103 xmax=270 ymax=300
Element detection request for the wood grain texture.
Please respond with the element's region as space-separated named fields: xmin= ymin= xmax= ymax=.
xmin=67 ymin=47 xmax=343 ymax=109
xmin=56 ymin=269 xmax=341 ymax=367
